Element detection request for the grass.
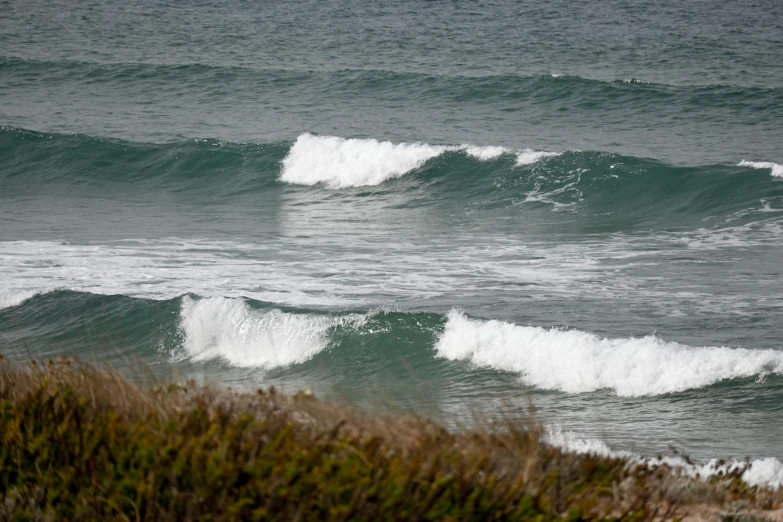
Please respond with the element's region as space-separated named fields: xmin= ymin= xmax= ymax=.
xmin=0 ymin=355 xmax=780 ymax=521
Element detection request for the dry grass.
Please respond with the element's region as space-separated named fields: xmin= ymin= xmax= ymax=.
xmin=0 ymin=354 xmax=780 ymax=521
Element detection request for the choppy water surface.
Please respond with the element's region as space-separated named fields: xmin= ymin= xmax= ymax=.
xmin=2 ymin=0 xmax=783 ymax=484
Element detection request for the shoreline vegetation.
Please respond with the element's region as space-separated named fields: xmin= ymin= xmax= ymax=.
xmin=0 ymin=356 xmax=780 ymax=521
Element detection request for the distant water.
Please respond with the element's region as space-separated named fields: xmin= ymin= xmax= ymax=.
xmin=2 ymin=0 xmax=783 ymax=484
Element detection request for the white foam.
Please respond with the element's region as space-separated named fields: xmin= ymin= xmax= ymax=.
xmin=739 ymin=160 xmax=783 ymax=178
xmin=435 ymin=310 xmax=783 ymax=397
xmin=179 ymin=296 xmax=366 ymax=368
xmin=461 ymin=145 xmax=508 ymax=160
xmin=0 ymin=238 xmax=597 ymax=309
xmin=279 ymin=134 xmax=559 ymax=187
xmin=1 ymin=233 xmax=779 ymax=315
xmin=0 ymin=289 xmax=40 ymax=309
xmin=280 ymin=133 xmax=450 ymax=188
xmin=544 ymin=426 xmax=625 ymax=458
xmin=742 ymin=458 xmax=783 ymax=488
xmin=464 ymin=144 xmax=559 ymax=164
xmin=516 ymin=149 xmax=561 ymax=166
xmin=544 ymin=427 xmax=783 ymax=489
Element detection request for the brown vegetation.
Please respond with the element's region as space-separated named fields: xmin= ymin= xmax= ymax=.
xmin=0 ymin=355 xmax=780 ymax=521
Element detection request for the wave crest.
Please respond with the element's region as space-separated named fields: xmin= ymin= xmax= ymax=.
xmin=435 ymin=310 xmax=783 ymax=397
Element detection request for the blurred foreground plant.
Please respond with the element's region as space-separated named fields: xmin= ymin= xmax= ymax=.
xmin=0 ymin=355 xmax=778 ymax=521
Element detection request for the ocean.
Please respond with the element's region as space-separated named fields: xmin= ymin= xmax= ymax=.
xmin=2 ymin=0 xmax=783 ymax=483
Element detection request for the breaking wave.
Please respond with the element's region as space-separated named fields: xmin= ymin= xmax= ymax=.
xmin=739 ymin=160 xmax=783 ymax=178
xmin=279 ymin=133 xmax=558 ymax=188
xmin=178 ymin=296 xmax=368 ymax=368
xmin=0 ymin=289 xmax=41 ymax=310
xmin=435 ymin=310 xmax=783 ymax=397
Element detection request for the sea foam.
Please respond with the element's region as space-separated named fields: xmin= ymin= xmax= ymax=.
xmin=461 ymin=145 xmax=508 ymax=160
xmin=280 ymin=134 xmax=557 ymax=187
xmin=179 ymin=296 xmax=365 ymax=368
xmin=545 ymin=426 xmax=783 ymax=489
xmin=544 ymin=427 xmax=632 ymax=459
xmin=280 ymin=133 xmax=449 ymax=188
xmin=515 ymin=149 xmax=561 ymax=165
xmin=739 ymin=160 xmax=783 ymax=178
xmin=435 ymin=310 xmax=783 ymax=397
xmin=0 ymin=289 xmax=40 ymax=310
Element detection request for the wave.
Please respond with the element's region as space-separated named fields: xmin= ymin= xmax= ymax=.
xmin=0 ymin=289 xmax=42 ymax=309
xmin=514 ymin=150 xmax=561 ymax=166
xmin=545 ymin=427 xmax=783 ymax=489
xmin=3 ymin=54 xmax=781 ymax=173
xmin=739 ymin=160 xmax=783 ymax=178
xmin=0 ymin=126 xmax=286 ymax=189
xmin=178 ymin=296 xmax=368 ymax=368
xmin=545 ymin=427 xmax=621 ymax=458
xmin=0 ymin=55 xmax=745 ymax=89
xmin=4 ymin=54 xmax=782 ymax=103
xmin=279 ymin=133 xmax=558 ymax=188
xmin=435 ymin=310 xmax=783 ymax=397
xmin=3 ymin=126 xmax=783 ymax=231
xmin=280 ymin=134 xmax=451 ymax=188
xmin=4 ymin=290 xmax=783 ymax=398
xmin=543 ymin=427 xmax=783 ymax=488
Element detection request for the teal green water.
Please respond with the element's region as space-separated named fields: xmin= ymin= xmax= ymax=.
xmin=2 ymin=0 xmax=783 ymax=472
